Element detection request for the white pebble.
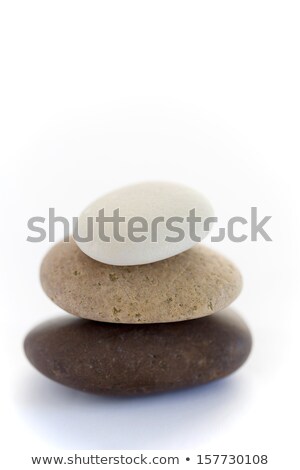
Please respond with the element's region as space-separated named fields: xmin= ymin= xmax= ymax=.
xmin=75 ymin=181 xmax=214 ymax=265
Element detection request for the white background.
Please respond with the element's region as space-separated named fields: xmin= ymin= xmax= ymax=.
xmin=0 ymin=1 xmax=299 ymax=468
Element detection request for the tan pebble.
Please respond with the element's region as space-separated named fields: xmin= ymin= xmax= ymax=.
xmin=40 ymin=238 xmax=242 ymax=323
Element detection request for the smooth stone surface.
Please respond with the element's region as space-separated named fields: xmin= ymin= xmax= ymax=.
xmin=75 ymin=181 xmax=214 ymax=265
xmin=40 ymin=239 xmax=242 ymax=323
xmin=24 ymin=310 xmax=252 ymax=396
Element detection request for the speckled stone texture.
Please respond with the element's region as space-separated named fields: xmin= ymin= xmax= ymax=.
xmin=40 ymin=239 xmax=242 ymax=323
xmin=24 ymin=309 xmax=251 ymax=396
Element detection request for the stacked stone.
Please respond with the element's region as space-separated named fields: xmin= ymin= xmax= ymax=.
xmin=24 ymin=182 xmax=251 ymax=396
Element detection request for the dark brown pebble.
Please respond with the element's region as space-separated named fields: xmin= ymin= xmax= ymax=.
xmin=24 ymin=309 xmax=252 ymax=396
